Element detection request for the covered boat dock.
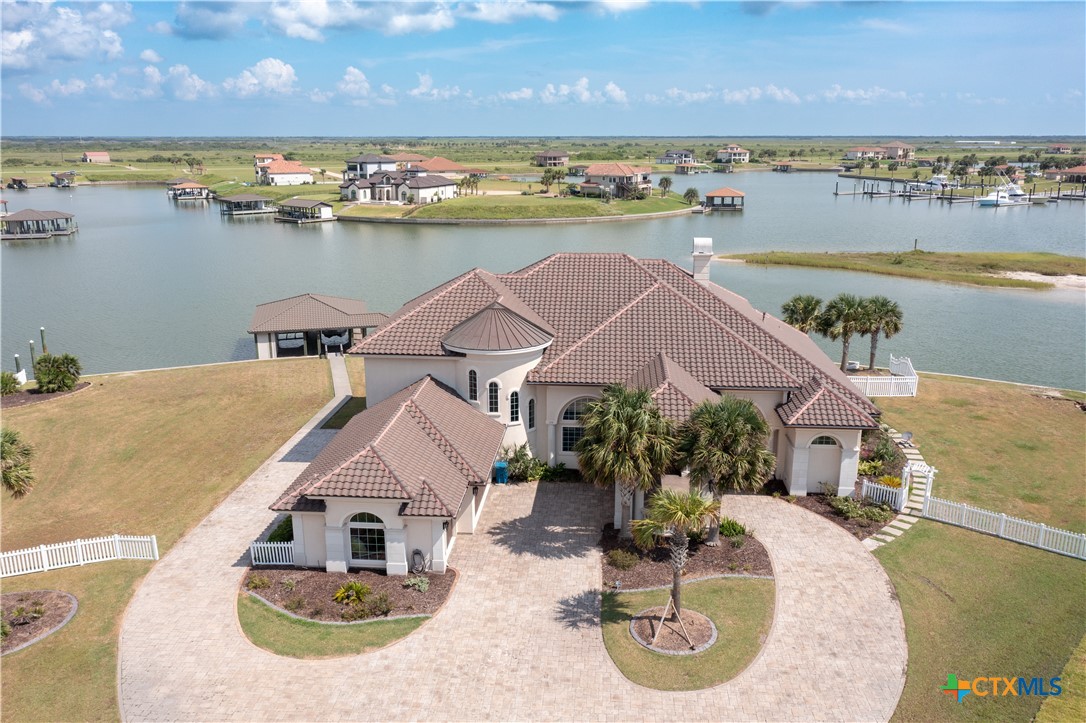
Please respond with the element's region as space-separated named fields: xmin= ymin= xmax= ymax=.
xmin=248 ymin=293 xmax=388 ymax=359
xmin=1 ymin=209 xmax=78 ymax=240
xmin=704 ymin=187 xmax=746 ymax=212
xmin=219 ymin=193 xmax=277 ymax=216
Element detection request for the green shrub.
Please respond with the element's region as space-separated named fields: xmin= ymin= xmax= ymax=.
xmin=827 ymin=496 xmax=863 ymax=519
xmin=332 ymin=581 xmax=371 ymax=606
xmin=32 ymin=353 xmax=82 ymax=393
xmin=0 ymin=619 xmax=9 ymax=640
xmin=541 ymin=462 xmax=569 ymax=481
xmin=403 ymin=576 xmax=429 ymax=593
xmin=246 ymin=574 xmax=270 ymax=590
xmin=872 ymin=436 xmax=897 ymax=464
xmin=284 ymin=596 xmax=304 ymax=613
xmin=719 ymin=517 xmax=748 ymax=538
xmin=501 ymin=443 xmax=547 ymax=481
xmin=878 ymin=475 xmax=902 ymax=489
xmin=829 ymin=496 xmax=895 ymax=524
xmin=281 ymin=579 xmax=296 ymax=592
xmin=364 ymin=592 xmax=393 ymax=618
xmin=606 ymin=549 xmax=639 ymax=571
xmin=729 ymin=535 xmax=746 ymax=549
xmin=0 ymin=371 xmax=19 ymax=396
xmin=267 ymin=517 xmax=294 ymax=543
xmin=857 ymin=460 xmax=883 ymax=476
xmin=859 ymin=502 xmax=895 ymax=523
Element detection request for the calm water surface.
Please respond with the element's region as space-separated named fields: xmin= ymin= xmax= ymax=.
xmin=2 ymin=172 xmax=1084 ymax=389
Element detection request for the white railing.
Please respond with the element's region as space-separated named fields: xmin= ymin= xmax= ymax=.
xmin=0 ymin=534 xmax=158 ymax=578
xmin=250 ymin=541 xmax=294 ymax=566
xmin=921 ymin=496 xmax=1086 ymax=560
xmin=848 ymin=354 xmax=918 ymax=397
xmin=862 ymin=479 xmax=907 ymax=511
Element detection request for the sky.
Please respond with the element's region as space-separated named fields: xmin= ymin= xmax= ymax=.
xmin=1 ymin=0 xmax=1084 ymax=137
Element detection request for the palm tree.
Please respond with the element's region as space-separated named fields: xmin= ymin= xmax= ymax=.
xmin=1 ymin=428 xmax=35 ymax=498
xmin=631 ymin=489 xmax=720 ymax=622
xmin=818 ymin=293 xmax=867 ymax=372
xmin=658 ymin=175 xmax=673 ymax=198
xmin=682 ymin=187 xmax=700 ymax=205
xmin=861 ymin=296 xmax=904 ymax=370
xmin=677 ymin=398 xmax=775 ymax=545
xmin=780 ymin=294 xmax=823 ymax=335
xmin=576 ymin=384 xmax=674 ymax=538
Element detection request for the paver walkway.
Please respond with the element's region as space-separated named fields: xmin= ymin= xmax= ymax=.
xmin=119 ymin=380 xmax=906 ymax=720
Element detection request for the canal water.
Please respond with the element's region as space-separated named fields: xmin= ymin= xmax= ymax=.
xmin=2 ymin=172 xmax=1084 ymax=389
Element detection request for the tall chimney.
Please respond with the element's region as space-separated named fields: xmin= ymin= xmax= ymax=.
xmin=692 ymin=237 xmax=713 ymax=284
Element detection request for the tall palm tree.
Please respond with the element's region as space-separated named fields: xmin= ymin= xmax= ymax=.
xmin=677 ymin=398 xmax=775 ymax=545
xmin=818 ymin=293 xmax=868 ymax=372
xmin=861 ymin=296 xmax=904 ymax=370
xmin=576 ymin=384 xmax=674 ymax=538
xmin=780 ymin=294 xmax=823 ymax=335
xmin=1 ymin=428 xmax=35 ymax=498
xmin=658 ymin=175 xmax=673 ymax=198
xmin=682 ymin=187 xmax=700 ymax=205
xmin=631 ymin=489 xmax=720 ymax=620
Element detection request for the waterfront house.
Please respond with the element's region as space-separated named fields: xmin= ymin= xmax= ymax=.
xmin=339 ymin=171 xmax=457 ymax=203
xmin=408 ymin=157 xmax=473 ymax=178
xmin=1062 ymin=165 xmax=1086 ymax=184
xmin=535 ymin=150 xmax=569 ymax=167
xmin=168 ymin=181 xmax=210 ymax=200
xmin=580 ymin=163 xmax=653 ymax=198
xmin=258 ymin=160 xmax=313 ymax=186
xmin=1 ymin=209 xmax=77 ymax=240
xmin=81 ymin=151 xmax=111 ymax=163
xmin=276 ymin=199 xmax=334 ymax=223
xmin=219 ymin=194 xmax=276 ymax=216
xmin=343 ymin=154 xmax=398 ymax=182
xmin=1048 ymin=144 xmax=1073 ymax=155
xmin=401 ymin=175 xmax=458 ymax=203
xmin=704 ymin=187 xmax=745 ymax=210
xmin=249 ymin=293 xmax=387 ymax=359
xmin=714 ymin=145 xmax=751 ymax=164
xmin=656 ymin=149 xmax=696 ymax=165
xmin=253 ymin=153 xmax=284 ymax=182
xmin=881 ymin=142 xmax=916 ymax=161
xmin=845 ymin=147 xmax=886 ymax=161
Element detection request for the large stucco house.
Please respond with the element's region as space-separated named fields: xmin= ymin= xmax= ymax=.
xmin=271 ymin=240 xmax=880 ymax=575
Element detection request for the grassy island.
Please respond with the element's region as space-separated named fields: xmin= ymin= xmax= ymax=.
xmin=404 ymin=193 xmax=691 ymax=221
xmin=722 ymin=251 xmax=1086 ymax=289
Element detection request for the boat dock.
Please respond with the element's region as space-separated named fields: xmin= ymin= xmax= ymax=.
xmin=218 ymin=194 xmax=278 ymax=216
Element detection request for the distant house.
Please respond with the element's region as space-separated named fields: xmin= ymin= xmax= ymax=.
xmin=276 ymin=199 xmax=334 ymax=223
xmin=408 ymin=156 xmax=473 ymax=178
xmin=385 ymin=152 xmax=428 ymax=170
xmin=1048 ymin=144 xmax=1073 ymax=155
xmin=580 ymin=163 xmax=653 ymax=198
xmin=81 ymin=151 xmax=111 ymax=164
xmin=567 ymin=164 xmax=589 ymax=177
xmin=1062 ymin=165 xmax=1086 ymax=184
xmin=259 ymin=160 xmax=313 ymax=186
xmin=253 ymin=153 xmax=284 ymax=182
xmin=340 ymin=170 xmax=457 ymax=204
xmin=704 ymin=187 xmax=745 ymax=211
xmin=343 ymin=154 xmax=398 ymax=182
xmin=249 ymin=293 xmax=387 ymax=360
xmin=534 ymin=150 xmax=569 ymax=167
xmin=656 ymin=149 xmax=696 ymax=165
xmin=881 ymin=142 xmax=915 ymax=161
xmin=844 ymin=147 xmax=886 ymax=161
xmin=714 ymin=144 xmax=750 ymax=164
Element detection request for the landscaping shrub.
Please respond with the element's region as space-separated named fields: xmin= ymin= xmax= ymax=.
xmin=540 ymin=462 xmax=570 ymax=481
xmin=364 ymin=592 xmax=393 ymax=618
xmin=32 ymin=353 xmax=82 ymax=393
xmin=332 ymin=581 xmax=371 ymax=606
xmin=1 ymin=371 xmax=19 ymax=396
xmin=266 ymin=517 xmax=294 ymax=543
xmin=729 ymin=535 xmax=746 ymax=549
xmin=872 ymin=436 xmax=897 ymax=464
xmin=719 ymin=516 xmax=748 ymax=538
xmin=878 ymin=475 xmax=902 ymax=489
xmin=829 ymin=496 xmax=895 ymax=524
xmin=403 ymin=576 xmax=429 ymax=593
xmin=284 ymin=596 xmax=304 ymax=613
xmin=501 ymin=443 xmax=547 ymax=481
xmin=246 ymin=574 xmax=270 ymax=590
xmin=0 ymin=619 xmax=9 ymax=640
xmin=857 ymin=460 xmax=883 ymax=476
xmin=281 ymin=579 xmax=296 ymax=592
xmin=606 ymin=549 xmax=639 ymax=571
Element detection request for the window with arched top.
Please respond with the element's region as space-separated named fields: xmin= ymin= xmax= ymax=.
xmin=810 ymin=435 xmax=839 ymax=447
xmin=348 ymin=512 xmax=385 ymax=562
xmin=509 ymin=391 xmax=520 ymax=422
xmin=559 ymin=397 xmax=596 ymax=453
xmin=468 ymin=370 xmax=478 ymax=401
xmin=488 ymin=382 xmax=499 ymax=413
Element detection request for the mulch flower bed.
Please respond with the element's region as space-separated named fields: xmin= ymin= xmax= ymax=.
xmin=243 ymin=567 xmax=455 ymax=623
xmin=0 ymin=382 xmax=91 ymax=409
xmin=1 ymin=590 xmax=77 ymax=655
xmin=631 ymin=606 xmax=715 ymax=654
xmin=600 ymin=525 xmax=772 ymax=590
xmin=792 ymin=495 xmax=885 ymax=540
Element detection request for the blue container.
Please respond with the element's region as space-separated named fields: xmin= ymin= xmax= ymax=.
xmin=494 ymin=461 xmax=509 ymax=484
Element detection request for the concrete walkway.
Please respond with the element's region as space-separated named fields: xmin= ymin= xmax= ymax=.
xmin=119 ymin=373 xmax=906 ymax=720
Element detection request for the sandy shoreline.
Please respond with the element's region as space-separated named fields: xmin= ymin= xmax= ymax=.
xmin=999 ymin=271 xmax=1086 ymax=290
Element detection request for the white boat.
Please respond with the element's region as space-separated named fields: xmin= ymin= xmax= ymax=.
xmin=978 ymin=190 xmax=1029 ymax=207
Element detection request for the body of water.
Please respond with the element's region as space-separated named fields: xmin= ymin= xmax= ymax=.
xmin=2 ymin=172 xmax=1083 ymax=389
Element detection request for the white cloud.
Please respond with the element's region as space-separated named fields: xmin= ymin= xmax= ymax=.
xmin=336 ymin=66 xmax=371 ymax=97
xmin=763 ymin=83 xmax=800 ymax=103
xmin=18 ymin=83 xmax=47 ymax=103
xmin=223 ymin=58 xmax=298 ymax=97
xmin=540 ymin=77 xmax=626 ymax=105
xmin=167 ymin=64 xmax=215 ymax=101
xmin=140 ymin=49 xmax=163 ymax=63
xmin=408 ymin=72 xmax=460 ymax=100
xmin=818 ymin=83 xmax=918 ymax=104
xmin=956 ymin=92 xmax=1007 ymax=106
xmin=859 ymin=18 xmax=913 ymax=34
xmin=166 ymin=1 xmax=251 ymax=39
xmin=665 ymin=87 xmax=716 ymax=104
xmin=498 ymin=87 xmax=534 ymax=101
xmin=592 ymin=0 xmax=649 ymax=14
xmin=663 ymin=83 xmax=800 ymax=105
xmin=459 ymin=1 xmax=560 ymax=23
xmin=263 ymin=0 xmax=454 ymax=41
xmin=309 ymin=89 xmax=334 ymax=103
xmin=2 ymin=1 xmax=132 ymax=74
xmin=603 ymin=81 xmax=627 ymax=104
xmin=47 ymin=77 xmax=86 ymax=96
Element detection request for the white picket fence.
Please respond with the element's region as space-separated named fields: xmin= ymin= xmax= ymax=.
xmin=250 ymin=541 xmax=294 ymax=566
xmin=862 ymin=478 xmax=908 ymax=511
xmin=848 ymin=354 xmax=918 ymax=397
xmin=0 ymin=534 xmax=158 ymax=578
xmin=922 ymin=496 xmax=1086 ymax=560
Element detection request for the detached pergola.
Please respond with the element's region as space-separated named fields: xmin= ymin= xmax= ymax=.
xmin=249 ymin=293 xmax=388 ymax=359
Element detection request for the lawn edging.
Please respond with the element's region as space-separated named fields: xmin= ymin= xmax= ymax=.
xmin=0 ymin=590 xmax=79 ymax=657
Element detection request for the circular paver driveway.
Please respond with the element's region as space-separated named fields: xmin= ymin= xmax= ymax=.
xmin=120 ymin=481 xmax=906 ymax=721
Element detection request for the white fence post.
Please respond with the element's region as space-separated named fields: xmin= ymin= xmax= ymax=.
xmin=113 ymin=533 xmax=121 ymax=559
xmin=1038 ymin=524 xmax=1047 ymax=549
xmin=39 ymin=544 xmax=50 ymax=572
xmin=998 ymin=513 xmax=1007 ymax=537
xmin=151 ymin=535 xmax=159 ymax=560
xmin=76 ymin=539 xmax=85 ymax=566
xmin=2 ymin=533 xmax=160 ymax=578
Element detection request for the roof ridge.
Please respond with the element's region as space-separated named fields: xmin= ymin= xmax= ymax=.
xmin=404 ymin=397 xmax=482 ymax=482
xmin=416 ymin=479 xmax=454 ymax=517
xmin=537 ymin=282 xmax=661 ymax=373
xmin=367 ymin=446 xmax=413 ymax=499
xmin=360 ymin=271 xmax=482 ymax=345
xmin=782 ymin=379 xmax=824 ymax=425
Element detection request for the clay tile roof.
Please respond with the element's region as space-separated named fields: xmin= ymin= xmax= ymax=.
xmin=254 ymin=153 xmax=284 ymax=160
xmin=414 ymin=156 xmax=470 ymax=173
xmin=706 ymin=187 xmax=745 ymax=198
xmin=386 ymin=152 xmax=428 ymax=162
xmin=271 ymin=376 xmax=505 ymax=516
xmin=627 ymin=351 xmax=719 ymax=422
xmin=776 ymin=377 xmax=878 ymax=429
xmin=442 ymin=302 xmax=554 ymax=353
xmin=3 ymin=209 xmax=74 ymax=221
xmin=584 ymin=163 xmax=651 ymax=176
xmin=169 ymin=181 xmax=208 ymax=189
xmin=249 ymin=293 xmax=386 ymax=334
xmin=1063 ymin=165 xmax=1086 ymax=173
xmin=263 ymin=160 xmax=311 ymax=175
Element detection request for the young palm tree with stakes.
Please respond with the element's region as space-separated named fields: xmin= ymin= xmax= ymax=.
xmin=861 ymin=296 xmax=904 ymax=371
xmin=631 ymin=489 xmax=720 ymax=645
xmin=819 ymin=292 xmax=868 ymax=372
xmin=781 ymin=294 xmax=823 ymax=335
xmin=576 ymin=384 xmax=674 ymax=538
xmin=2 ymin=428 xmax=35 ymax=498
xmin=677 ymin=397 xmax=776 ymax=546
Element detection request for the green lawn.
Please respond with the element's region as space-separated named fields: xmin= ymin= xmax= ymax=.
xmin=1037 ymin=632 xmax=1086 ymax=722
xmin=337 ymin=204 xmax=410 ymax=218
xmin=600 ymin=577 xmax=774 ymax=690
xmin=0 ymin=359 xmax=332 ymax=722
xmin=877 ymin=374 xmax=1086 ymax=531
xmin=237 ymin=594 xmax=426 ymax=659
xmin=408 ymin=195 xmax=621 ymax=219
xmin=322 ymin=396 xmax=368 ymax=429
xmin=724 ymin=251 xmax=1085 ymax=290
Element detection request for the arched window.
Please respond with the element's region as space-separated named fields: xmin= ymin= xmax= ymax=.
xmin=810 ymin=435 xmax=839 ymax=447
xmin=348 ymin=512 xmax=385 ymax=562
xmin=468 ymin=370 xmax=478 ymax=401
xmin=527 ymin=399 xmax=535 ymax=430
xmin=559 ymin=397 xmax=595 ymax=452
xmin=509 ymin=391 xmax=520 ymax=422
xmin=488 ymin=382 xmax=499 ymax=413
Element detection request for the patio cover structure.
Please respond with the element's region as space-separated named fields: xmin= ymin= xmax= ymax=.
xmin=249 ymin=293 xmax=388 ymax=359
